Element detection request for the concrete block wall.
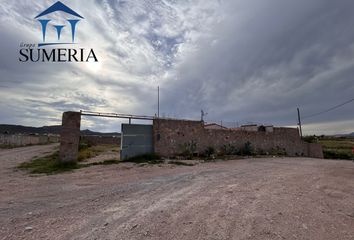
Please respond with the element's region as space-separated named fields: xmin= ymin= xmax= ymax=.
xmin=59 ymin=111 xmax=81 ymax=163
xmin=153 ymin=119 xmax=323 ymax=158
xmin=307 ymin=143 xmax=324 ymax=158
xmin=0 ymin=134 xmax=60 ymax=147
xmin=0 ymin=134 xmax=40 ymax=146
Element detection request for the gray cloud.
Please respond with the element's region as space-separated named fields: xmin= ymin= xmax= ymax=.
xmin=160 ymin=0 xmax=354 ymax=133
xmin=0 ymin=0 xmax=353 ymax=134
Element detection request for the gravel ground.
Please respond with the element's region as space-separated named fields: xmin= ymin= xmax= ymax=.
xmin=0 ymin=144 xmax=354 ymax=240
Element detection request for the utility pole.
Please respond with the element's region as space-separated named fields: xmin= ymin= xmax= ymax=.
xmin=297 ymin=107 xmax=303 ymax=138
xmin=157 ymin=86 xmax=160 ymax=119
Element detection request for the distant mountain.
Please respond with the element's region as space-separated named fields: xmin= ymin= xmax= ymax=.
xmin=80 ymin=129 xmax=120 ymax=136
xmin=0 ymin=124 xmax=62 ymax=135
xmin=0 ymin=124 xmax=120 ymax=136
xmin=332 ymin=132 xmax=354 ymax=138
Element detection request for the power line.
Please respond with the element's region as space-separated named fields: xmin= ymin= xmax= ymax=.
xmin=302 ymin=98 xmax=354 ymax=120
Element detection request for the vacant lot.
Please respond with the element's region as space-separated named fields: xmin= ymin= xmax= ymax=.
xmin=319 ymin=138 xmax=354 ymax=160
xmin=0 ymin=145 xmax=354 ymax=240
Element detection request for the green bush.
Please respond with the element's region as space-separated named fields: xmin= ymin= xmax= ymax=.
xmin=204 ymin=146 xmax=215 ymax=157
xmin=303 ymin=135 xmax=318 ymax=143
xmin=79 ymin=142 xmax=90 ymax=150
xmin=179 ymin=141 xmax=197 ymax=159
xmin=323 ymin=149 xmax=353 ymax=160
xmin=220 ymin=144 xmax=238 ymax=155
xmin=269 ymin=146 xmax=287 ymax=156
xmin=79 ymin=138 xmax=92 ymax=150
xmin=240 ymin=141 xmax=255 ymax=156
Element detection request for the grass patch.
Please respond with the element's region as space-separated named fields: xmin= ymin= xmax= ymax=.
xmin=78 ymin=144 xmax=119 ymax=162
xmin=87 ymin=159 xmax=120 ymax=166
xmin=18 ymin=151 xmax=80 ymax=174
xmin=18 ymin=143 xmax=122 ymax=175
xmin=0 ymin=144 xmax=16 ymax=149
xmin=319 ymin=139 xmax=354 ymax=149
xmin=323 ymin=149 xmax=353 ymax=160
xmin=78 ymin=147 xmax=98 ymax=161
xmin=121 ymin=153 xmax=163 ymax=164
xmin=319 ymin=139 xmax=354 ymax=160
xmin=18 ymin=154 xmax=121 ymax=175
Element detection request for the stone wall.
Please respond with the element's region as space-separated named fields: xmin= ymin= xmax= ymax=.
xmin=59 ymin=111 xmax=81 ymax=163
xmin=153 ymin=119 xmax=323 ymax=158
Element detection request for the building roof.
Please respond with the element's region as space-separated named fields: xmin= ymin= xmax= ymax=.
xmin=35 ymin=1 xmax=84 ymax=19
xmin=241 ymin=124 xmax=258 ymax=127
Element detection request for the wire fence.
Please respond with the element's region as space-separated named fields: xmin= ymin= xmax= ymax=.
xmin=203 ymin=120 xmax=275 ymax=129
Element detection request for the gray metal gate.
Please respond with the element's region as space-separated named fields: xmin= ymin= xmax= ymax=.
xmin=120 ymin=124 xmax=153 ymax=160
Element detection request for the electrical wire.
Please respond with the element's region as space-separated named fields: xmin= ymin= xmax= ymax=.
xmin=302 ymin=98 xmax=354 ymax=120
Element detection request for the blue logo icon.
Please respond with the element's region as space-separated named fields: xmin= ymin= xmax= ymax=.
xmin=35 ymin=1 xmax=84 ymax=47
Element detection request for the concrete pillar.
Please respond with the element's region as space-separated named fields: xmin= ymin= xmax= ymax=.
xmin=59 ymin=111 xmax=81 ymax=163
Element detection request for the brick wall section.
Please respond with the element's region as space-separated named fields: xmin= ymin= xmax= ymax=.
xmin=59 ymin=111 xmax=81 ymax=163
xmin=153 ymin=119 xmax=323 ymax=158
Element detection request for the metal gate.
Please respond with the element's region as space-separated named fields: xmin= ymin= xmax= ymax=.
xmin=120 ymin=124 xmax=153 ymax=160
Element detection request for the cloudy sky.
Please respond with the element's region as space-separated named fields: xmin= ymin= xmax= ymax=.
xmin=0 ymin=0 xmax=353 ymax=134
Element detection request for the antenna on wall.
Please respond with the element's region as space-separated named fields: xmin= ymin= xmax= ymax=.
xmin=201 ymin=109 xmax=208 ymax=123
xmin=157 ymin=86 xmax=160 ymax=119
xmin=297 ymin=107 xmax=303 ymax=138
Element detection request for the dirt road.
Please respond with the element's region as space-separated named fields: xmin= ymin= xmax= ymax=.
xmin=0 ymin=145 xmax=354 ymax=240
